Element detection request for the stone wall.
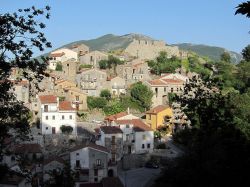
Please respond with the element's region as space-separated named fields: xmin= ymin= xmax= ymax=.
xmin=124 ymin=39 xmax=185 ymax=60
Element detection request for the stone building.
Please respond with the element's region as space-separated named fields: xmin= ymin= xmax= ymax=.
xmin=61 ymin=59 xmax=78 ymax=81
xmin=116 ymin=59 xmax=151 ymax=84
xmin=108 ymin=76 xmax=126 ymax=96
xmin=124 ymin=39 xmax=187 ymax=60
xmin=76 ymin=68 xmax=108 ymax=96
xmin=144 ymin=73 xmax=188 ymax=107
xmin=70 ymin=44 xmax=90 ymax=57
xmin=80 ymin=50 xmax=108 ymax=67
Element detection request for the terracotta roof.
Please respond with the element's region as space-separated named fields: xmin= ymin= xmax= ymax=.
xmin=50 ymin=52 xmax=65 ymax=57
xmin=102 ymin=177 xmax=124 ymax=187
xmin=146 ymin=105 xmax=169 ymax=114
xmin=59 ymin=101 xmax=75 ymax=111
xmin=105 ymin=111 xmax=128 ymax=121
xmin=116 ymin=119 xmax=152 ymax=132
xmin=161 ymin=78 xmax=184 ymax=84
xmin=70 ymin=143 xmax=109 ymax=153
xmin=13 ymin=144 xmax=42 ymax=154
xmin=39 ymin=95 xmax=57 ymax=104
xmin=148 ymin=79 xmax=166 ymax=86
xmin=100 ymin=126 xmax=123 ymax=134
xmin=43 ymin=156 xmax=65 ymax=165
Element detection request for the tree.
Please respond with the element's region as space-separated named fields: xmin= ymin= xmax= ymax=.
xmin=100 ymin=89 xmax=111 ymax=101
xmin=103 ymin=100 xmax=125 ymax=115
xmin=235 ymin=1 xmax=250 ymax=18
xmin=55 ymin=62 xmax=63 ymax=71
xmin=220 ymin=51 xmax=231 ymax=63
xmin=87 ymin=96 xmax=107 ymax=109
xmin=154 ymin=77 xmax=250 ymax=187
xmin=130 ymin=82 xmax=153 ymax=110
xmin=242 ymin=45 xmax=250 ymax=61
xmin=0 ymin=6 xmax=51 ymax=173
xmin=106 ymin=55 xmax=124 ymax=75
xmin=60 ymin=125 xmax=73 ymax=134
xmin=98 ymin=59 xmax=108 ymax=69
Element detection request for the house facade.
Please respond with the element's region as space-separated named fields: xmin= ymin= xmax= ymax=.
xmin=39 ymin=95 xmax=77 ymax=135
xmin=146 ymin=105 xmax=173 ymax=131
xmin=108 ymin=76 xmax=126 ymax=96
xmin=70 ymin=144 xmax=109 ymax=183
xmin=76 ymin=69 xmax=108 ymax=96
xmin=144 ymin=73 xmax=188 ymax=107
xmin=80 ymin=51 xmax=108 ymax=67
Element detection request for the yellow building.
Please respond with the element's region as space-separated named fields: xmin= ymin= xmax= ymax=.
xmin=146 ymin=105 xmax=173 ymax=131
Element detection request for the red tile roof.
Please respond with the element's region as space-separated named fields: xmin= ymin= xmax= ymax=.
xmin=39 ymin=95 xmax=57 ymax=104
xmin=105 ymin=111 xmax=128 ymax=121
xmin=13 ymin=144 xmax=42 ymax=154
xmin=50 ymin=52 xmax=65 ymax=57
xmin=100 ymin=126 xmax=123 ymax=134
xmin=161 ymin=78 xmax=184 ymax=84
xmin=146 ymin=105 xmax=169 ymax=114
xmin=59 ymin=101 xmax=75 ymax=111
xmin=115 ymin=119 xmax=152 ymax=132
xmin=43 ymin=156 xmax=65 ymax=165
xmin=70 ymin=143 xmax=109 ymax=153
xmin=148 ymin=79 xmax=166 ymax=86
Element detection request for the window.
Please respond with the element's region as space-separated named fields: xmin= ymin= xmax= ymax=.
xmin=62 ymin=115 xmax=64 ymax=120
xmin=52 ymin=115 xmax=55 ymax=120
xmin=76 ymin=153 xmax=79 ymax=156
xmin=45 ymin=116 xmax=48 ymax=120
xmin=44 ymin=105 xmax=48 ymax=112
xmin=126 ymin=124 xmax=129 ymax=128
xmin=96 ymin=159 xmax=101 ymax=166
xmin=142 ymin=144 xmax=145 ymax=149
xmin=148 ymin=114 xmax=151 ymax=120
xmin=171 ymin=88 xmax=173 ymax=93
xmin=70 ymin=115 xmax=72 ymax=120
xmin=142 ymin=134 xmax=146 ymax=140
xmin=94 ymin=177 xmax=98 ymax=182
xmin=76 ymin=96 xmax=79 ymax=101
xmin=76 ymin=160 xmax=80 ymax=167
xmin=46 ymin=127 xmax=48 ymax=130
xmin=155 ymin=88 xmax=158 ymax=97
xmin=126 ymin=134 xmax=129 ymax=141
xmin=164 ymin=87 xmax=166 ymax=92
xmin=94 ymin=169 xmax=98 ymax=176
xmin=147 ymin=143 xmax=151 ymax=148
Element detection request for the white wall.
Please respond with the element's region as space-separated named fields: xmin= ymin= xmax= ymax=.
xmin=52 ymin=48 xmax=77 ymax=62
xmin=135 ymin=131 xmax=154 ymax=154
xmin=70 ymin=147 xmax=89 ymax=170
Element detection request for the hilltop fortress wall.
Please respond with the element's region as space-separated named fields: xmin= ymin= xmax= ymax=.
xmin=125 ymin=39 xmax=187 ymax=60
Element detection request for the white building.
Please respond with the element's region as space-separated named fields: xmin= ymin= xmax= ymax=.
xmin=49 ymin=48 xmax=78 ymax=70
xmin=38 ymin=95 xmax=77 ymax=135
xmin=115 ymin=119 xmax=154 ymax=154
xmin=70 ymin=143 xmax=109 ymax=183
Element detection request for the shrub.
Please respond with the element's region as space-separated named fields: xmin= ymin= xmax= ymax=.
xmin=60 ymin=125 xmax=73 ymax=134
xmin=55 ymin=62 xmax=63 ymax=71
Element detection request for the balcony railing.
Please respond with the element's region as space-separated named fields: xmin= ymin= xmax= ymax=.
xmin=93 ymin=163 xmax=104 ymax=169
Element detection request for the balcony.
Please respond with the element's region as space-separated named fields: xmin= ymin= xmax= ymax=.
xmin=93 ymin=163 xmax=104 ymax=169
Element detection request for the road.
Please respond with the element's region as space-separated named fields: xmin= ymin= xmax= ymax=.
xmin=118 ymin=167 xmax=161 ymax=187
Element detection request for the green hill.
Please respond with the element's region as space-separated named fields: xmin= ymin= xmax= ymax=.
xmin=175 ymin=43 xmax=242 ymax=63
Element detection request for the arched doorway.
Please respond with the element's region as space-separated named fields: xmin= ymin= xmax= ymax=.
xmin=108 ymin=169 xmax=114 ymax=177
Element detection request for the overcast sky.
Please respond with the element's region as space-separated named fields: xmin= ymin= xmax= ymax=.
xmin=1 ymin=0 xmax=249 ymax=56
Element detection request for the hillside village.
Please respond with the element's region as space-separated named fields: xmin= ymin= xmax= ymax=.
xmin=0 ymin=35 xmax=218 ymax=187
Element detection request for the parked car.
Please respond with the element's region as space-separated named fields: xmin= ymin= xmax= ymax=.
xmin=145 ymin=161 xmax=159 ymax=169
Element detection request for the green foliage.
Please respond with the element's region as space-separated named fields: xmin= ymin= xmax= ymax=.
xmin=103 ymin=100 xmax=125 ymax=115
xmin=242 ymin=45 xmax=250 ymax=61
xmin=236 ymin=60 xmax=250 ymax=91
xmin=0 ymin=6 xmax=51 ymax=170
xmin=79 ymin=64 xmax=92 ymax=69
xmin=100 ymin=89 xmax=111 ymax=101
xmin=55 ymin=62 xmax=63 ymax=71
xmin=98 ymin=59 xmax=108 ymax=69
xmin=59 ymin=96 xmax=65 ymax=101
xmin=77 ymin=111 xmax=88 ymax=121
xmin=154 ymin=131 xmax=162 ymax=139
xmin=168 ymin=93 xmax=176 ymax=106
xmin=130 ymin=82 xmax=153 ymax=110
xmin=119 ymin=95 xmax=144 ymax=112
xmin=60 ymin=125 xmax=73 ymax=134
xmin=156 ymin=78 xmax=250 ymax=187
xmin=87 ymin=96 xmax=107 ymax=110
xmin=148 ymin=51 xmax=182 ymax=75
xmin=220 ymin=51 xmax=231 ymax=63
